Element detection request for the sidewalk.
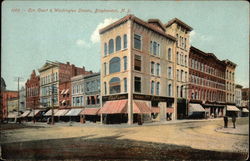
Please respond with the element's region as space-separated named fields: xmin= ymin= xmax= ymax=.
xmin=215 ymin=124 xmax=249 ymax=135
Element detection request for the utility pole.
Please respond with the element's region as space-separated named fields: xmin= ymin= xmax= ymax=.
xmin=14 ymin=77 xmax=23 ymax=116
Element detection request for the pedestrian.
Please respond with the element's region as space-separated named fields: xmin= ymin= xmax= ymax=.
xmin=223 ymin=116 xmax=228 ymax=128
xmin=232 ymin=114 xmax=236 ymax=128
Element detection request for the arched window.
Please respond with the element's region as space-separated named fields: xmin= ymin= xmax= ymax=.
xmin=156 ymin=82 xmax=160 ymax=95
xmin=151 ymin=81 xmax=155 ymax=95
xmin=123 ymin=34 xmax=127 ymax=49
xmin=177 ymin=86 xmax=179 ymax=97
xmin=176 ymin=52 xmax=179 ymax=64
xmin=108 ymin=39 xmax=114 ymax=54
xmin=104 ymin=82 xmax=107 ymax=95
xmin=151 ymin=62 xmax=155 ymax=74
xmin=104 ymin=43 xmax=107 ymax=56
xmin=168 ymin=48 xmax=172 ymax=61
xmin=180 ymin=86 xmax=183 ymax=98
xmin=124 ymin=78 xmax=127 ymax=92
xmin=109 ymin=57 xmax=120 ymax=74
xmin=168 ymin=83 xmax=172 ymax=97
xmin=109 ymin=77 xmax=120 ymax=94
xmin=123 ymin=56 xmax=127 ymax=70
xmin=116 ymin=36 xmax=121 ymax=51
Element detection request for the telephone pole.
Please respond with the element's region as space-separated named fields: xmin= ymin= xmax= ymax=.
xmin=14 ymin=77 xmax=23 ymax=116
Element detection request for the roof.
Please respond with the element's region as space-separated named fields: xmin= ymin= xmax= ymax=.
xmin=147 ymin=19 xmax=166 ymax=32
xmin=165 ymin=18 xmax=193 ymax=31
xmin=99 ymin=14 xmax=176 ymax=41
xmin=84 ymin=72 xmax=100 ymax=79
xmin=222 ymin=59 xmax=237 ymax=68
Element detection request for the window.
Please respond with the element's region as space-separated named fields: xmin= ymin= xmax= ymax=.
xmin=151 ymin=81 xmax=155 ymax=95
xmin=124 ymin=78 xmax=127 ymax=92
xmin=151 ymin=62 xmax=155 ymax=74
xmin=134 ymin=55 xmax=141 ymax=71
xmin=177 ymin=86 xmax=179 ymax=97
xmin=123 ymin=34 xmax=127 ymax=49
xmin=168 ymin=84 xmax=172 ymax=97
xmin=168 ymin=48 xmax=172 ymax=61
xmin=116 ymin=36 xmax=121 ymax=51
xmin=176 ymin=34 xmax=178 ymax=46
xmin=176 ymin=52 xmax=179 ymax=64
xmin=123 ymin=56 xmax=127 ymax=71
xmin=156 ymin=82 xmax=160 ymax=95
xmin=168 ymin=67 xmax=172 ymax=79
xmin=109 ymin=57 xmax=120 ymax=74
xmin=181 ymin=70 xmax=183 ymax=82
xmin=185 ymin=72 xmax=187 ymax=82
xmin=177 ymin=70 xmax=179 ymax=81
xmin=109 ymin=77 xmax=120 ymax=94
xmin=180 ymin=86 xmax=184 ymax=97
xmin=150 ymin=41 xmax=153 ymax=54
xmin=184 ymin=38 xmax=186 ymax=49
xmin=134 ymin=34 xmax=141 ymax=50
xmin=153 ymin=42 xmax=157 ymax=55
xmin=134 ymin=77 xmax=141 ymax=93
xmin=104 ymin=62 xmax=107 ymax=75
xmin=108 ymin=39 xmax=114 ymax=54
xmin=104 ymin=82 xmax=107 ymax=95
xmin=156 ymin=63 xmax=160 ymax=76
xmin=104 ymin=43 xmax=107 ymax=56
xmin=184 ymin=55 xmax=187 ymax=66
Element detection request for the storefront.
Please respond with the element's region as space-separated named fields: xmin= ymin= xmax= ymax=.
xmin=54 ymin=109 xmax=70 ymax=122
xmin=226 ymin=105 xmax=240 ymax=117
xmin=65 ymin=108 xmax=83 ymax=122
xmin=188 ymin=103 xmax=205 ymax=119
xmin=80 ymin=108 xmax=100 ymax=123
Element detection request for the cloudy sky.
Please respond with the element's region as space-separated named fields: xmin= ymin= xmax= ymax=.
xmin=2 ymin=1 xmax=249 ymax=90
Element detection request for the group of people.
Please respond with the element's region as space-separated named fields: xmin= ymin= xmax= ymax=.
xmin=223 ymin=114 xmax=237 ymax=128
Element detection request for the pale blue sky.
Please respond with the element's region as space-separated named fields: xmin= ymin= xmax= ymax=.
xmin=2 ymin=1 xmax=249 ymax=90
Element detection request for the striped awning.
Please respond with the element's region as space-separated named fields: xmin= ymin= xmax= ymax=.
xmin=61 ymin=89 xmax=65 ymax=94
xmin=99 ymin=100 xmax=127 ymax=114
xmin=64 ymin=89 xmax=69 ymax=94
xmin=81 ymin=108 xmax=100 ymax=115
xmin=20 ymin=110 xmax=31 ymax=117
xmin=227 ymin=105 xmax=240 ymax=111
xmin=242 ymin=108 xmax=249 ymax=113
xmin=65 ymin=108 xmax=83 ymax=116
xmin=151 ymin=107 xmax=160 ymax=113
xmin=28 ymin=110 xmax=41 ymax=117
xmin=54 ymin=109 xmax=70 ymax=116
xmin=133 ymin=101 xmax=151 ymax=114
xmin=44 ymin=109 xmax=59 ymax=116
xmin=189 ymin=103 xmax=205 ymax=112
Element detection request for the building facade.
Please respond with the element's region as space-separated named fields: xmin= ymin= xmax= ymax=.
xmin=38 ymin=61 xmax=92 ymax=109
xmin=84 ymin=73 xmax=100 ymax=108
xmin=59 ymin=81 xmax=71 ymax=108
xmin=242 ymin=88 xmax=249 ymax=108
xmin=71 ymin=75 xmax=85 ymax=107
xmin=25 ymin=70 xmax=40 ymax=110
xmin=7 ymin=97 xmax=18 ymax=112
xmin=19 ymin=86 xmax=26 ymax=112
xmin=99 ymin=15 xmax=194 ymax=124
xmin=1 ymin=90 xmax=18 ymax=119
xmin=235 ymin=84 xmax=243 ymax=107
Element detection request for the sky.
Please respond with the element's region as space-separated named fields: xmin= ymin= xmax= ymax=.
xmin=2 ymin=1 xmax=249 ymax=90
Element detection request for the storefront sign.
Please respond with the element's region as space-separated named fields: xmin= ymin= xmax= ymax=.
xmin=133 ymin=94 xmax=174 ymax=102
xmin=102 ymin=94 xmax=128 ymax=101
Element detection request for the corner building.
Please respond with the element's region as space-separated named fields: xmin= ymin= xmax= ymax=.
xmin=99 ymin=15 xmax=192 ymax=124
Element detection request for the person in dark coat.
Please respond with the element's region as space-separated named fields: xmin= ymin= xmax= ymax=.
xmin=232 ymin=114 xmax=236 ymax=128
xmin=223 ymin=116 xmax=228 ymax=128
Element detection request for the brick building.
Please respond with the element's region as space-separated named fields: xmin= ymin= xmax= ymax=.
xmin=188 ymin=46 xmax=227 ymax=118
xmin=25 ymin=70 xmax=40 ymax=110
xmin=1 ymin=90 xmax=18 ymax=119
xmin=59 ymin=81 xmax=71 ymax=108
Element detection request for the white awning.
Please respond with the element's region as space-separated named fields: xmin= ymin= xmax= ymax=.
xmin=61 ymin=89 xmax=65 ymax=94
xmin=242 ymin=108 xmax=249 ymax=113
xmin=64 ymin=89 xmax=69 ymax=94
xmin=44 ymin=109 xmax=59 ymax=116
xmin=28 ymin=110 xmax=41 ymax=117
xmin=65 ymin=108 xmax=83 ymax=116
xmin=226 ymin=105 xmax=240 ymax=111
xmin=8 ymin=112 xmax=18 ymax=118
xmin=54 ymin=109 xmax=69 ymax=116
xmin=62 ymin=100 xmax=66 ymax=104
xmin=20 ymin=110 xmax=31 ymax=117
xmin=189 ymin=103 xmax=205 ymax=115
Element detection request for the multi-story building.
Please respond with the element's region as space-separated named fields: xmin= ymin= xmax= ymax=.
xmin=19 ymin=86 xmax=26 ymax=112
xmin=59 ymin=81 xmax=71 ymax=108
xmin=84 ymin=73 xmax=100 ymax=107
xmin=25 ymin=70 xmax=40 ymax=110
xmin=38 ymin=61 xmax=91 ymax=109
xmin=165 ymin=18 xmax=193 ymax=119
xmin=223 ymin=59 xmax=237 ymax=103
xmin=1 ymin=90 xmax=18 ymax=119
xmin=99 ymin=15 xmax=194 ymax=124
xmin=188 ymin=46 xmax=227 ymax=117
xmin=235 ymin=84 xmax=243 ymax=107
xmin=71 ymin=75 xmax=85 ymax=108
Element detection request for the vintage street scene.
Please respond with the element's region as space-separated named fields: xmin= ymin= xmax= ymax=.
xmin=1 ymin=1 xmax=249 ymax=160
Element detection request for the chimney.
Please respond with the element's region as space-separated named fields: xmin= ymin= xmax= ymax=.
xmin=66 ymin=62 xmax=70 ymax=65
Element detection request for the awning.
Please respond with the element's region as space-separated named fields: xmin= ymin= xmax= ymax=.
xmin=189 ymin=103 xmax=205 ymax=113
xmin=133 ymin=101 xmax=151 ymax=114
xmin=62 ymin=100 xmax=66 ymax=104
xmin=54 ymin=109 xmax=70 ymax=116
xmin=8 ymin=112 xmax=18 ymax=118
xmin=99 ymin=100 xmax=127 ymax=114
xmin=28 ymin=110 xmax=41 ymax=117
xmin=20 ymin=110 xmax=31 ymax=117
xmin=65 ymin=108 xmax=83 ymax=116
xmin=151 ymin=107 xmax=160 ymax=113
xmin=166 ymin=108 xmax=174 ymax=113
xmin=242 ymin=108 xmax=249 ymax=113
xmin=81 ymin=108 xmax=100 ymax=115
xmin=226 ymin=105 xmax=240 ymax=111
xmin=64 ymin=89 xmax=69 ymax=94
xmin=61 ymin=89 xmax=65 ymax=94
xmin=44 ymin=109 xmax=59 ymax=116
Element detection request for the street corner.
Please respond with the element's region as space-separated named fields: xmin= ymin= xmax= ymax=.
xmin=215 ymin=124 xmax=249 ymax=136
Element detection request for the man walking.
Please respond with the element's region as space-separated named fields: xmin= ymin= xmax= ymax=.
xmin=232 ymin=113 xmax=236 ymax=128
xmin=223 ymin=116 xmax=228 ymax=128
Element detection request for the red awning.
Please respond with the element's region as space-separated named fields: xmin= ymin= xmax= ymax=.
xmin=166 ymin=108 xmax=174 ymax=113
xmin=99 ymin=100 xmax=128 ymax=114
xmin=81 ymin=108 xmax=100 ymax=115
xmin=133 ymin=101 xmax=151 ymax=114
xmin=151 ymin=107 xmax=160 ymax=113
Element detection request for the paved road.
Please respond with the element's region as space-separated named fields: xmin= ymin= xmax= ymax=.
xmin=1 ymin=117 xmax=248 ymax=160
